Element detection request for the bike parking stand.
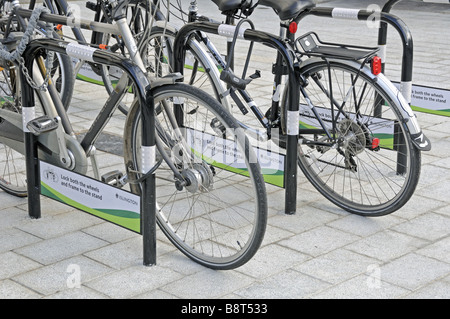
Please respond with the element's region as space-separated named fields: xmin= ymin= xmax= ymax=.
xmin=21 ymin=70 xmax=41 ymax=220
xmin=173 ymin=21 xmax=301 ymax=215
xmin=141 ymin=89 xmax=157 ymax=267
xmin=296 ymin=4 xmax=414 ymax=104
xmin=295 ymin=4 xmax=414 ymax=174
xmin=19 ymin=37 xmax=158 ymax=266
xmin=378 ymin=0 xmax=413 ymax=103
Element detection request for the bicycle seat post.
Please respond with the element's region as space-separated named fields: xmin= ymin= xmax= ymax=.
xmin=111 ymin=0 xmax=147 ymax=73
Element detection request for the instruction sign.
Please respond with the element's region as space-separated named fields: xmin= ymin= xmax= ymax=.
xmin=40 ymin=161 xmax=141 ymax=233
xmin=186 ymin=128 xmax=286 ymax=188
xmin=393 ymin=82 xmax=450 ymax=117
xmin=410 ymin=84 xmax=450 ymax=117
xmin=74 ymin=59 xmax=105 ymax=85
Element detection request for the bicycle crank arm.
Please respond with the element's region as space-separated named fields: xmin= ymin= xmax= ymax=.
xmin=0 ymin=108 xmax=25 ymax=154
xmin=0 ymin=107 xmax=88 ymax=175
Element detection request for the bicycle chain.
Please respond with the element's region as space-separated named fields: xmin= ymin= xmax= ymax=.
xmin=0 ymin=6 xmax=53 ymax=91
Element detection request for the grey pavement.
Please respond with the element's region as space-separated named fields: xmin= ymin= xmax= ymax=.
xmin=1 ymin=0 xmax=450 ymax=299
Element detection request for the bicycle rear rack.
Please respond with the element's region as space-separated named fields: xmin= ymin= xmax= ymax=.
xmin=295 ymin=31 xmax=380 ymax=61
xmin=295 ymin=3 xmax=414 ymax=104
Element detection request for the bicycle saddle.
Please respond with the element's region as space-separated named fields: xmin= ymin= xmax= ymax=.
xmin=211 ymin=0 xmax=315 ymax=20
xmin=211 ymin=0 xmax=253 ymax=14
xmin=258 ymin=0 xmax=315 ymax=20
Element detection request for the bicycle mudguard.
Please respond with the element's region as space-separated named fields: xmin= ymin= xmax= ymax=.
xmin=375 ymin=71 xmax=431 ymax=151
xmin=299 ymin=58 xmax=431 ymax=151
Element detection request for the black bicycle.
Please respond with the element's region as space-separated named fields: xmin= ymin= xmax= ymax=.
xmin=144 ymin=0 xmax=431 ymax=216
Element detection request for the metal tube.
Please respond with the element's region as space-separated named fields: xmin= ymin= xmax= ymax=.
xmin=17 ymin=8 xmax=120 ymax=35
xmin=115 ymin=17 xmax=146 ymax=73
xmin=173 ymin=22 xmax=300 ymax=215
xmin=20 ymin=59 xmax=41 ymax=219
xmin=141 ymin=89 xmax=157 ymax=266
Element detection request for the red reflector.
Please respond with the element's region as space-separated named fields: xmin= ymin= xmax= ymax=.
xmin=372 ymin=138 xmax=380 ymax=149
xmin=371 ymin=56 xmax=382 ymax=75
xmin=289 ymin=22 xmax=298 ymax=34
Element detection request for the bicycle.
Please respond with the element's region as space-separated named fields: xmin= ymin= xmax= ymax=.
xmin=0 ymin=5 xmax=267 ymax=270
xmin=149 ymin=0 xmax=431 ymax=216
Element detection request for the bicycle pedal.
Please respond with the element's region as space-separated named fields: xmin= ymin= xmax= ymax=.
xmin=26 ymin=115 xmax=59 ymax=136
xmin=249 ymin=70 xmax=261 ymax=79
xmin=101 ymin=170 xmax=124 ymax=187
xmin=85 ymin=1 xmax=99 ymax=11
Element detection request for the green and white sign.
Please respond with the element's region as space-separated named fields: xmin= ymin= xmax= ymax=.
xmin=186 ymin=128 xmax=286 ymax=188
xmin=40 ymin=161 xmax=141 ymax=233
xmin=74 ymin=59 xmax=105 ymax=85
xmin=409 ymin=84 xmax=450 ymax=117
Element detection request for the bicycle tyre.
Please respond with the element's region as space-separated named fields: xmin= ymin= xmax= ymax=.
xmin=0 ymin=61 xmax=27 ymax=197
xmin=286 ymin=59 xmax=421 ymax=216
xmin=123 ymin=83 xmax=267 ymax=269
xmin=51 ymin=48 xmax=74 ymax=110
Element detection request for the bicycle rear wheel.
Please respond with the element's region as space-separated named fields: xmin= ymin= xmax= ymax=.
xmin=0 ymin=62 xmax=27 ymax=197
xmin=124 ymin=83 xmax=267 ymax=269
xmin=293 ymin=59 xmax=421 ymax=216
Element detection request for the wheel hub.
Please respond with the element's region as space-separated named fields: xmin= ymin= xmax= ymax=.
xmin=180 ymin=163 xmax=214 ymax=193
xmin=338 ymin=119 xmax=366 ymax=155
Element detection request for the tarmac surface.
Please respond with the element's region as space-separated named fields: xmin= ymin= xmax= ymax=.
xmin=1 ymin=0 xmax=449 ymax=299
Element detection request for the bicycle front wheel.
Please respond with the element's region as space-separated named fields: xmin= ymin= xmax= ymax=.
xmin=294 ymin=59 xmax=421 ymax=216
xmin=124 ymin=83 xmax=267 ymax=269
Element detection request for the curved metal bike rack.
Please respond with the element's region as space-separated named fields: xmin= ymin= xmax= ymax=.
xmin=20 ymin=34 xmax=157 ymax=266
xmin=295 ymin=2 xmax=414 ymax=104
xmin=173 ymin=21 xmax=301 ymax=215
